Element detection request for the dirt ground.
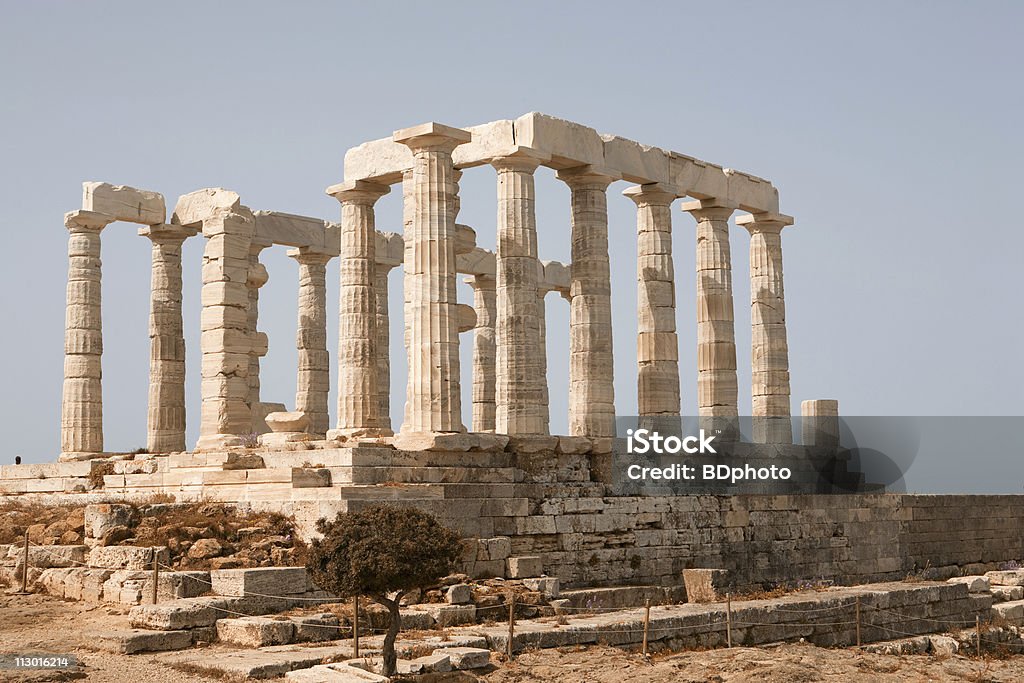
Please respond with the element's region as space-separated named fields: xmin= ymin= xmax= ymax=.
xmin=5 ymin=594 xmax=1024 ymax=682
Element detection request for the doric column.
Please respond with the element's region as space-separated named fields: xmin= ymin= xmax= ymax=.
xmin=737 ymin=212 xmax=795 ymax=444
xmin=683 ymin=199 xmax=740 ymax=439
xmin=466 ymin=275 xmax=497 ymax=432
xmin=61 ymin=210 xmax=113 ymax=457
xmin=624 ymin=184 xmax=680 ymax=428
xmin=139 ymin=223 xmax=195 ymax=453
xmin=326 ymin=181 xmax=390 ymax=438
xmin=801 ymin=399 xmax=840 ymax=448
xmin=557 ymin=166 xmax=620 ymax=437
xmin=394 ymin=123 xmax=471 ymax=433
xmin=536 ymin=288 xmax=550 ymax=434
xmin=491 ymin=149 xmax=548 ymax=435
xmin=374 ymin=258 xmax=400 ymax=431
xmin=288 ymin=247 xmax=332 ymax=437
xmin=246 ymin=242 xmax=271 ymax=433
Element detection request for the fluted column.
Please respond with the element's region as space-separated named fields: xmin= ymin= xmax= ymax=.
xmin=466 ymin=275 xmax=497 ymax=432
xmin=394 ymin=123 xmax=471 ymax=433
xmin=737 ymin=212 xmax=795 ymax=444
xmin=289 ymin=247 xmax=332 ymax=436
xmin=61 ymin=210 xmax=113 ymax=458
xmin=624 ymin=184 xmax=680 ymax=428
xmin=683 ymin=199 xmax=739 ymax=439
xmin=557 ymin=166 xmax=620 ymax=437
xmin=327 ymin=181 xmax=390 ymax=438
xmin=536 ymin=288 xmax=550 ymax=434
xmin=140 ymin=224 xmax=195 ymax=453
xmin=492 ymin=150 xmax=548 ymax=435
xmin=246 ymin=243 xmax=270 ymax=433
xmin=374 ymin=261 xmax=399 ymax=431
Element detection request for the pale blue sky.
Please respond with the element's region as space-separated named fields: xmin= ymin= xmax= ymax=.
xmin=1 ymin=1 xmax=1021 ymax=464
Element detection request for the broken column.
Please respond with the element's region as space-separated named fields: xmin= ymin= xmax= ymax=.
xmin=288 ymin=247 xmax=332 ymax=437
xmin=327 ymin=181 xmax=389 ymax=439
xmin=557 ymin=166 xmax=620 ymax=438
xmin=683 ymin=199 xmax=740 ymax=439
xmin=466 ymin=274 xmax=497 ymax=432
xmin=139 ymin=223 xmax=196 ymax=453
xmin=394 ymin=123 xmax=472 ymax=433
xmin=737 ymin=212 xmax=795 ymax=444
xmin=61 ymin=210 xmax=114 ymax=457
xmin=492 ymin=149 xmax=549 ymax=435
xmin=624 ymin=183 xmax=680 ymax=430
xmin=172 ymin=189 xmax=255 ymax=451
xmin=801 ymin=399 xmax=840 ymax=448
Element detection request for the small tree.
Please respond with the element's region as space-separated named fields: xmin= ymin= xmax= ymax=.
xmin=306 ymin=504 xmax=464 ymax=676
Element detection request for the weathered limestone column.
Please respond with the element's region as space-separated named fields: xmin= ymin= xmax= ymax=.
xmin=327 ymin=181 xmax=389 ymax=438
xmin=139 ymin=223 xmax=196 ymax=453
xmin=557 ymin=166 xmax=620 ymax=437
xmin=374 ymin=256 xmax=401 ymax=432
xmin=624 ymin=184 xmax=680 ymax=429
xmin=536 ymin=289 xmax=550 ymax=434
xmin=801 ymin=399 xmax=840 ymax=448
xmin=466 ymin=275 xmax=497 ymax=432
xmin=737 ymin=212 xmax=795 ymax=444
xmin=394 ymin=123 xmax=471 ymax=433
xmin=246 ymin=242 xmax=271 ymax=433
xmin=288 ymin=247 xmax=332 ymax=436
xmin=61 ymin=210 xmax=113 ymax=457
xmin=683 ymin=199 xmax=740 ymax=439
xmin=492 ymin=149 xmax=548 ymax=435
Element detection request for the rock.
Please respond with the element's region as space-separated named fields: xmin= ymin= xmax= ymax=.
xmin=188 ymin=538 xmax=225 ymax=560
xmin=66 ymin=508 xmax=86 ymax=532
xmin=986 ymin=570 xmax=1024 ymax=587
xmin=217 ymin=616 xmax=296 ymax=648
xmin=437 ymin=646 xmax=491 ymax=670
xmin=446 ymin=583 xmax=472 ymax=605
xmin=27 ymin=523 xmax=46 ymax=542
xmin=60 ymin=530 xmax=83 ymax=545
xmin=991 ymin=600 xmax=1024 ymax=623
xmin=507 ymin=556 xmax=543 ymax=579
xmin=265 ymin=411 xmax=310 ymax=433
xmin=992 ymin=586 xmax=1024 ymax=602
xmin=88 ymin=546 xmax=168 ymax=571
xmin=99 ymin=525 xmax=132 ymax=547
xmin=210 ymin=567 xmax=310 ymax=597
xmin=947 ymin=575 xmax=990 ymax=593
xmin=929 ymin=635 xmax=960 ymax=656
xmin=85 ymin=504 xmax=134 ymax=540
xmin=209 ymin=557 xmax=243 ymax=570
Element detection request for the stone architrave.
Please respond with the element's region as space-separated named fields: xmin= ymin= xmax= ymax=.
xmin=466 ymin=275 xmax=497 ymax=432
xmin=139 ymin=223 xmax=196 ymax=453
xmin=737 ymin=212 xmax=795 ymax=444
xmin=683 ymin=199 xmax=740 ymax=440
xmin=61 ymin=210 xmax=114 ymax=458
xmin=556 ymin=165 xmax=621 ymax=438
xmin=326 ymin=180 xmax=390 ymax=439
xmin=288 ymin=247 xmax=332 ymax=437
xmin=624 ymin=184 xmax=680 ymax=430
xmin=491 ymin=148 xmax=549 ymax=435
xmin=394 ymin=123 xmax=472 ymax=434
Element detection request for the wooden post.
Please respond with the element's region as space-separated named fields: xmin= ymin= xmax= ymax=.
xmin=353 ymin=596 xmax=360 ymax=657
xmin=976 ymin=614 xmax=981 ymax=657
xmin=18 ymin=532 xmax=30 ymax=594
xmin=855 ymin=596 xmax=861 ymax=647
xmin=642 ymin=598 xmax=651 ymax=657
xmin=507 ymin=592 xmax=516 ymax=660
xmin=726 ymin=594 xmax=732 ymax=648
xmin=151 ymin=548 xmax=160 ymax=604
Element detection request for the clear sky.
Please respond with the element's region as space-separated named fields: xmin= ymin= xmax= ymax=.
xmin=1 ymin=1 xmax=1021 ymax=467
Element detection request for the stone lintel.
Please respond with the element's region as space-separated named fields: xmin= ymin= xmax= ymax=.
xmin=393 ymin=122 xmax=472 ymax=150
xmin=171 ymin=188 xmax=243 ymax=228
xmin=375 ymin=231 xmax=403 ymax=268
xmin=325 ymin=179 xmax=391 ymax=202
xmin=65 ymin=209 xmax=114 ymax=231
xmin=82 ymin=181 xmax=166 ymax=225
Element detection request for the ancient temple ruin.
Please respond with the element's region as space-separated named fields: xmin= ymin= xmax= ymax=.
xmin=59 ymin=112 xmax=824 ymax=459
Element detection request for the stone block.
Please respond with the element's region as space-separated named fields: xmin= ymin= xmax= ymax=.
xmin=601 ymin=135 xmax=672 ymax=185
xmin=947 ymin=575 xmax=990 ymax=593
xmin=507 ymin=435 xmax=558 ymax=454
xmin=82 ymin=181 xmax=165 ymax=225
xmin=172 ymin=187 xmax=243 ymax=227
xmin=483 ymin=537 xmax=512 ymax=561
xmin=129 ymin=599 xmax=219 ymax=630
xmin=507 ymin=556 xmax=543 ymax=579
xmin=88 ymin=546 xmax=168 ymax=571
xmin=514 ymin=112 xmax=604 ymax=168
xmin=986 ymin=569 xmax=1024 ymax=587
xmin=992 ymin=586 xmax=1024 ymax=602
xmin=683 ymin=568 xmax=731 ymax=603
xmin=929 ymin=635 xmax=960 ymax=656
xmin=399 ymin=608 xmax=437 ymax=630
xmin=446 ymin=583 xmax=472 ymax=605
xmin=24 ymin=545 xmax=87 ymax=568
xmin=217 ymin=616 xmax=296 ymax=647
xmin=292 ymin=613 xmax=341 ymax=642
xmin=407 ymin=653 xmax=452 ymax=673
xmin=286 ymin=662 xmax=389 ymax=682
xmin=210 ymin=567 xmax=310 ymax=597
xmin=292 ymin=468 xmax=332 ymax=488
xmin=84 ymin=503 xmax=134 ymax=539
xmin=416 ymin=603 xmax=476 ymax=627
xmin=555 ymin=436 xmax=592 ymax=454
xmin=95 ymin=629 xmax=192 ymax=654
xmin=992 ymin=600 xmax=1024 ymax=624
xmin=522 ymin=577 xmax=560 ymax=598
xmin=437 ymin=646 xmax=491 ymax=670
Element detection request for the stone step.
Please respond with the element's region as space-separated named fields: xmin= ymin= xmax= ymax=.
xmin=991 ymin=599 xmax=1024 ymax=623
xmin=93 ymin=629 xmax=195 ymax=654
xmin=341 ymin=466 xmax=519 ymax=485
xmin=559 ymin=585 xmax=683 ymax=609
xmin=155 ymin=643 xmax=359 ymax=680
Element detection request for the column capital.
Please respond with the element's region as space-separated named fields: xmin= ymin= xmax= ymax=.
xmin=65 ymin=209 xmax=114 ymax=232
xmin=464 ymin=273 xmax=496 ymax=291
xmin=682 ymin=198 xmax=737 ymax=221
xmin=287 ymin=246 xmax=334 ymax=265
xmin=556 ymin=164 xmax=621 ymax=189
xmin=138 ymin=223 xmax=198 ymax=243
xmin=736 ymin=211 xmax=794 ymax=233
xmin=326 ymin=180 xmax=391 ymax=204
xmin=622 ymin=182 xmax=679 ymax=207
xmin=490 ymin=146 xmax=550 ymax=173
xmin=393 ymin=122 xmax=472 ymax=154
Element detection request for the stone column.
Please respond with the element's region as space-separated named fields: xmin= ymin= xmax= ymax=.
xmin=683 ymin=199 xmax=740 ymax=439
xmin=288 ymin=247 xmax=332 ymax=437
xmin=327 ymin=181 xmax=389 ymax=438
xmin=246 ymin=243 xmax=271 ymax=433
xmin=374 ymin=260 xmax=400 ymax=431
xmin=139 ymin=223 xmax=195 ymax=453
xmin=557 ymin=166 xmax=620 ymax=437
xmin=394 ymin=123 xmax=471 ymax=433
xmin=737 ymin=212 xmax=795 ymax=444
xmin=536 ymin=288 xmax=550 ymax=435
xmin=61 ymin=210 xmax=113 ymax=458
xmin=624 ymin=184 xmax=680 ymax=430
xmin=801 ymin=399 xmax=840 ymax=448
xmin=466 ymin=275 xmax=497 ymax=432
xmin=492 ymin=149 xmax=548 ymax=435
